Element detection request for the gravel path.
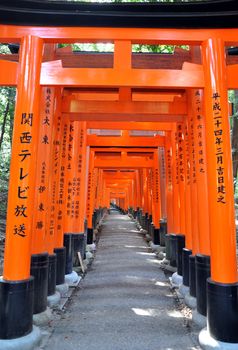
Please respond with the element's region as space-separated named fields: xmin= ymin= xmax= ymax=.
xmin=43 ymin=211 xmax=201 ymax=350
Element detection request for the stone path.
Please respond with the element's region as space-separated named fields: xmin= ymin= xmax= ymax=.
xmin=42 ymin=211 xmax=200 ymax=350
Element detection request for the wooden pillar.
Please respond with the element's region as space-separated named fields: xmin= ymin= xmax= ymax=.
xmin=30 ymin=86 xmax=55 ymax=314
xmin=177 ymin=123 xmax=186 ymax=235
xmin=152 ymin=151 xmax=161 ymax=228
xmin=1 ymin=35 xmax=43 ymax=339
xmin=142 ymin=168 xmax=148 ymax=215
xmin=159 ymin=146 xmax=167 ymax=219
xmin=31 ymin=87 xmax=55 ymax=255
xmin=77 ymin=122 xmax=88 ymax=233
xmin=187 ymin=97 xmax=200 ymax=255
xmin=183 ymin=122 xmax=193 ymax=251
xmin=192 ymin=89 xmax=211 ymax=256
xmin=165 ymin=132 xmax=174 ymax=233
xmin=200 ymin=37 xmax=238 ymax=344
xmin=171 ymin=126 xmax=180 ymax=234
xmin=46 ymin=88 xmax=63 ymax=252
xmin=86 ymin=150 xmax=95 ymax=230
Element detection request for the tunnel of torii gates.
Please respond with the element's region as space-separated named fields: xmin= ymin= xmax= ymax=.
xmin=2 ymin=23 xmax=238 ymax=349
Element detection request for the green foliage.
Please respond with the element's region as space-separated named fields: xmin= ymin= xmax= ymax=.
xmin=0 ymin=44 xmax=16 ymax=226
xmin=59 ymin=42 xmax=189 ymax=53
xmin=0 ymin=86 xmax=15 ymax=221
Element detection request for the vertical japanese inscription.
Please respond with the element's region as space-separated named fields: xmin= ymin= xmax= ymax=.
xmin=212 ymin=92 xmax=226 ymax=204
xmin=35 ymin=88 xmax=52 ymax=232
xmin=184 ymin=124 xmax=190 ymax=186
xmin=14 ymin=113 xmax=33 ymax=237
xmin=65 ymin=123 xmax=74 ymax=221
xmin=194 ymin=90 xmax=205 ymax=174
xmin=177 ymin=124 xmax=185 ymax=183
xmin=166 ymin=146 xmax=172 ymax=191
xmin=189 ymin=111 xmax=196 ymax=185
xmin=175 ymin=129 xmax=179 ymax=185
xmin=57 ymin=122 xmax=68 ymax=231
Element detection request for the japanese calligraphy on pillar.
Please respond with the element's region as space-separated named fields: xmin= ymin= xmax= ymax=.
xmin=56 ymin=121 xmax=68 ymax=232
xmin=153 ymin=167 xmax=160 ymax=204
xmin=87 ymin=170 xmax=92 ymax=221
xmin=177 ymin=124 xmax=185 ymax=183
xmin=48 ymin=113 xmax=62 ymax=237
xmin=159 ymin=147 xmax=166 ymax=180
xmin=71 ymin=124 xmax=84 ymax=222
xmin=13 ymin=112 xmax=34 ymax=237
xmin=184 ymin=124 xmax=190 ymax=186
xmin=212 ymin=92 xmax=226 ymax=204
xmin=175 ymin=129 xmax=179 ymax=185
xmin=66 ymin=122 xmax=74 ymax=219
xmin=195 ymin=90 xmax=205 ymax=174
xmin=34 ymin=88 xmax=54 ymax=233
xmin=189 ymin=113 xmax=197 ymax=184
xmin=166 ymin=145 xmax=172 ymax=190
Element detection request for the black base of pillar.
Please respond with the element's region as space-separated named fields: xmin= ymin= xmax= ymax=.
xmin=63 ymin=233 xmax=73 ymax=275
xmin=207 ymin=279 xmax=238 ymax=343
xmin=147 ymin=214 xmax=152 ymax=233
xmin=0 ymin=277 xmax=34 ymax=339
xmin=30 ymin=252 xmax=48 ymax=314
xmin=189 ymin=255 xmax=196 ymax=297
xmin=87 ymin=228 xmax=94 ymax=244
xmin=165 ymin=234 xmax=172 ymax=260
xmin=54 ymin=247 xmax=66 ymax=285
xmin=182 ymin=248 xmax=192 ymax=286
xmin=48 ymin=254 xmax=56 ymax=296
xmin=72 ymin=233 xmax=85 ymax=265
xmin=195 ymin=254 xmax=210 ymax=316
xmin=176 ymin=234 xmax=185 ymax=276
xmin=138 ymin=209 xmax=142 ymax=226
xmin=152 ymin=227 xmax=160 ymax=245
xmin=159 ymin=219 xmax=167 ymax=247
xmin=170 ymin=234 xmax=177 ymax=267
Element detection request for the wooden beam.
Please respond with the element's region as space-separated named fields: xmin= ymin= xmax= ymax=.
xmin=91 ymin=147 xmax=159 ymax=152
xmin=0 ymin=59 xmax=18 ymax=86
xmin=87 ymin=121 xmax=173 ymax=131
xmin=69 ymin=113 xmax=183 ymax=122
xmin=41 ymin=64 xmax=204 ymax=88
xmin=2 ymin=25 xmax=238 ymax=45
xmin=87 ymin=135 xmax=165 ymax=147
xmin=94 ymin=158 xmax=153 ymax=168
xmin=62 ymin=99 xmax=187 ymax=115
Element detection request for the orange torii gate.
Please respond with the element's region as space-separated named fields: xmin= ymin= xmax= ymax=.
xmin=87 ymin=147 xmax=162 ymax=219
xmin=0 ymin=22 xmax=237 ymax=350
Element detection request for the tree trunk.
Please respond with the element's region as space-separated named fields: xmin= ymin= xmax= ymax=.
xmin=0 ymin=93 xmax=10 ymax=152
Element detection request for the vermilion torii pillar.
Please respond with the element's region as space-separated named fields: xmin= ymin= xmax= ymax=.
xmin=199 ymin=38 xmax=238 ymax=346
xmin=180 ymin=118 xmax=193 ymax=288
xmin=0 ymin=35 xmax=43 ymax=339
xmin=165 ymin=132 xmax=173 ymax=235
xmin=186 ymin=95 xmax=200 ymax=299
xmin=151 ymin=151 xmax=162 ymax=245
xmin=191 ymin=89 xmax=211 ymax=321
xmin=31 ymin=87 xmax=55 ymax=316
xmin=61 ymin=121 xmax=87 ymax=283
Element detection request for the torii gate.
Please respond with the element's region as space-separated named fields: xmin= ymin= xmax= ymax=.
xmin=0 ymin=16 xmax=237 ymax=350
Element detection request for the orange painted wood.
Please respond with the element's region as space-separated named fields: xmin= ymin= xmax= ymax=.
xmin=87 ymin=135 xmax=165 ymax=147
xmin=165 ymin=132 xmax=174 ymax=233
xmin=202 ymin=38 xmax=237 ymax=283
xmin=31 ymin=87 xmax=55 ymax=255
xmin=3 ymin=35 xmax=43 ymax=280
xmin=46 ymin=88 xmax=64 ymax=252
xmin=191 ymin=89 xmax=210 ymax=256
xmin=2 ymin=25 xmax=238 ymax=44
